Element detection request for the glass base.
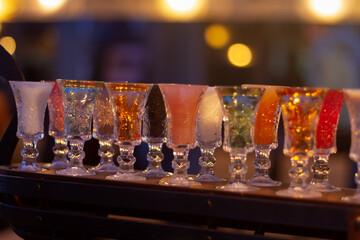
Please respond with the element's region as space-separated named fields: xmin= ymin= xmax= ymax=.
xmin=159 ymin=175 xmax=201 ymax=187
xmin=216 ymin=182 xmax=259 ymax=192
xmin=89 ymin=162 xmax=119 ymax=173
xmin=142 ymin=169 xmax=171 ymax=178
xmin=106 ymin=172 xmax=146 ymax=181
xmin=18 ymin=163 xmax=45 ymax=172
xmin=49 ymin=160 xmax=69 ymax=170
xmin=194 ymin=174 xmax=226 ymax=182
xmin=276 ymin=186 xmax=322 ymax=198
xmin=309 ymin=181 xmax=341 ymax=192
xmin=56 ymin=167 xmax=95 ymax=176
xmin=247 ymin=176 xmax=282 ymax=187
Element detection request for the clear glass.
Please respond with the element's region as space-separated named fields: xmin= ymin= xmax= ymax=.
xmin=48 ymin=82 xmax=69 ymax=169
xmin=246 ymin=85 xmax=282 ymax=187
xmin=89 ymin=83 xmax=118 ymax=173
xmin=195 ymin=87 xmax=224 ymax=182
xmin=141 ymin=84 xmax=170 ymax=178
xmin=342 ymin=89 xmax=360 ymax=202
xmin=159 ymin=84 xmax=207 ymax=186
xmin=310 ymin=89 xmax=344 ymax=192
xmin=56 ymin=79 xmax=102 ymax=176
xmin=10 ymin=81 xmax=54 ymax=171
xmin=215 ymin=86 xmax=265 ymax=192
xmin=276 ymin=87 xmax=326 ymax=198
xmin=105 ymin=83 xmax=152 ymax=181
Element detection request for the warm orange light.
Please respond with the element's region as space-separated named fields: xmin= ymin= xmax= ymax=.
xmin=160 ymin=0 xmax=204 ymax=20
xmin=0 ymin=36 xmax=16 ymax=55
xmin=310 ymin=0 xmax=343 ymax=17
xmin=39 ymin=0 xmax=66 ymax=11
xmin=166 ymin=0 xmax=197 ymax=12
xmin=204 ymin=24 xmax=230 ymax=49
xmin=227 ymin=43 xmax=252 ymax=68
xmin=301 ymin=0 xmax=353 ymax=23
xmin=0 ymin=0 xmax=17 ymax=21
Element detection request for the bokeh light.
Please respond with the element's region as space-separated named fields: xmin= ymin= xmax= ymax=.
xmin=204 ymin=24 xmax=230 ymax=49
xmin=166 ymin=0 xmax=197 ymax=12
xmin=0 ymin=0 xmax=17 ymax=21
xmin=0 ymin=36 xmax=16 ymax=55
xmin=301 ymin=0 xmax=353 ymax=23
xmin=39 ymin=0 xmax=66 ymax=11
xmin=227 ymin=43 xmax=252 ymax=68
xmin=160 ymin=0 xmax=204 ymax=20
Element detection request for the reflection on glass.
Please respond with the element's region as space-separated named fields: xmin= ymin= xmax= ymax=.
xmin=247 ymin=85 xmax=282 ymax=187
xmin=89 ymin=83 xmax=118 ymax=173
xmin=10 ymin=81 xmax=54 ymax=171
xmin=48 ymin=82 xmax=69 ymax=169
xmin=56 ymin=79 xmax=102 ymax=176
xmin=276 ymin=87 xmax=326 ymax=198
xmin=142 ymin=85 xmax=170 ymax=178
xmin=342 ymin=89 xmax=360 ymax=202
xmin=195 ymin=87 xmax=224 ymax=182
xmin=159 ymin=84 xmax=207 ymax=186
xmin=310 ymin=89 xmax=344 ymax=192
xmin=105 ymin=83 xmax=152 ymax=181
xmin=215 ymin=86 xmax=265 ymax=192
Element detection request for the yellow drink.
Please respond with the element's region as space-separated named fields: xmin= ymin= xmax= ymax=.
xmin=106 ymin=83 xmax=151 ymax=142
xmin=277 ymin=88 xmax=326 ymax=156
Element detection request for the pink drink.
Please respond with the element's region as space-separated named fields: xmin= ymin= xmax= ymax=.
xmin=159 ymin=84 xmax=207 ymax=146
xmin=316 ymin=90 xmax=344 ymax=150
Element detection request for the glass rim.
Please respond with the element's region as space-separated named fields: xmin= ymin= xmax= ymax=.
xmin=276 ymin=86 xmax=329 ymax=91
xmin=56 ymin=79 xmax=103 ymax=84
xmin=104 ymin=82 xmax=153 ymax=86
xmin=157 ymin=83 xmax=208 ymax=87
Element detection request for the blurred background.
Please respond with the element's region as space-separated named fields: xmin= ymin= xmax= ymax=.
xmin=0 ymin=0 xmax=359 ymax=186
xmin=0 ymin=0 xmax=359 ymax=238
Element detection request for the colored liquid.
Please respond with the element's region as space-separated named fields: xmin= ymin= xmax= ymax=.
xmin=344 ymin=89 xmax=360 ymax=161
xmin=277 ymin=88 xmax=326 ymax=156
xmin=58 ymin=80 xmax=102 ymax=139
xmin=254 ymin=87 xmax=281 ymax=146
xmin=10 ymin=81 xmax=54 ymax=136
xmin=48 ymin=82 xmax=65 ymax=137
xmin=196 ymin=87 xmax=223 ymax=148
xmin=93 ymin=86 xmax=115 ymax=140
xmin=106 ymin=83 xmax=152 ymax=143
xmin=316 ymin=90 xmax=344 ymax=151
xmin=216 ymin=86 xmax=264 ymax=151
xmin=144 ymin=85 xmax=167 ymax=139
xmin=159 ymin=84 xmax=207 ymax=146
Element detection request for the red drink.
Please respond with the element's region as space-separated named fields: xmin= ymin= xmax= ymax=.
xmin=316 ymin=90 xmax=344 ymax=151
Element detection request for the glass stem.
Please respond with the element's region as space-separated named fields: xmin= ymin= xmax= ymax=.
xmin=146 ymin=143 xmax=164 ymax=171
xmin=253 ymin=149 xmax=271 ymax=178
xmin=98 ymin=140 xmax=115 ymax=165
xmin=52 ymin=138 xmax=68 ymax=163
xmin=172 ymin=148 xmax=190 ymax=176
xmin=289 ymin=153 xmax=310 ymax=189
xmin=311 ymin=154 xmax=330 ymax=184
xmin=198 ymin=148 xmax=216 ymax=176
xmin=117 ymin=146 xmax=135 ymax=173
xmin=21 ymin=137 xmax=39 ymax=166
xmin=68 ymin=139 xmax=85 ymax=168
xmin=229 ymin=152 xmax=247 ymax=183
